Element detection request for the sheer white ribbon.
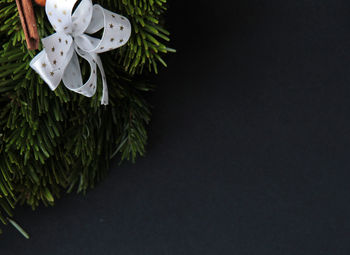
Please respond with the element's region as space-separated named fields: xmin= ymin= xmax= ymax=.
xmin=30 ymin=0 xmax=131 ymax=105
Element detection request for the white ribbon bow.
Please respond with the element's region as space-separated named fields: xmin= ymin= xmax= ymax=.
xmin=30 ymin=0 xmax=131 ymax=105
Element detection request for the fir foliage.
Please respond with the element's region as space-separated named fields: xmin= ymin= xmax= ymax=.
xmin=0 ymin=0 xmax=173 ymax=235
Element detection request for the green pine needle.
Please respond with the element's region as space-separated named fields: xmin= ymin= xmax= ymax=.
xmin=7 ymin=218 xmax=30 ymax=239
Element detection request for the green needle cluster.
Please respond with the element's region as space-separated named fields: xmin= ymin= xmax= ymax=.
xmin=0 ymin=0 xmax=173 ymax=235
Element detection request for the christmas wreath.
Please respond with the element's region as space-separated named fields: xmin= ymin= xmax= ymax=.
xmin=0 ymin=0 xmax=173 ymax=237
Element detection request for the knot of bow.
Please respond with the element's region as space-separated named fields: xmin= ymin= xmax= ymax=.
xmin=30 ymin=0 xmax=131 ymax=105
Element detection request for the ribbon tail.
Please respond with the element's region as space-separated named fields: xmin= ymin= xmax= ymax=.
xmin=63 ymin=48 xmax=102 ymax=101
xmin=74 ymin=48 xmax=108 ymax=105
xmin=94 ymin=54 xmax=108 ymax=105
xmin=30 ymin=50 xmax=65 ymax=91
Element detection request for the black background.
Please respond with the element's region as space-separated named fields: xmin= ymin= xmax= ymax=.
xmin=1 ymin=0 xmax=350 ymax=254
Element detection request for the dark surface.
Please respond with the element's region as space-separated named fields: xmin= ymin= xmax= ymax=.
xmin=2 ymin=0 xmax=350 ymax=254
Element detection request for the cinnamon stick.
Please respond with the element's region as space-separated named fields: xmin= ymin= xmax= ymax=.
xmin=16 ymin=0 xmax=39 ymax=50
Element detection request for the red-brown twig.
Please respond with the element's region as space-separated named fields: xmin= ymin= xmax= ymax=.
xmin=15 ymin=0 xmax=39 ymax=50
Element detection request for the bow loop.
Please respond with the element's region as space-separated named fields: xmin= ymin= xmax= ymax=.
xmin=71 ymin=0 xmax=94 ymax=36
xmin=86 ymin=5 xmax=132 ymax=54
xmin=46 ymin=0 xmax=77 ymax=33
xmin=30 ymin=0 xmax=132 ymax=105
xmin=42 ymin=32 xmax=73 ymax=70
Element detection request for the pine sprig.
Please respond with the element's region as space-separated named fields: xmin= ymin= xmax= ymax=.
xmin=0 ymin=0 xmax=172 ymax=235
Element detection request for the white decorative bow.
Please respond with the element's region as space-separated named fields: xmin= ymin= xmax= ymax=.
xmin=30 ymin=0 xmax=131 ymax=105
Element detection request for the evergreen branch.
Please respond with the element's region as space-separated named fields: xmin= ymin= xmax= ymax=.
xmin=0 ymin=0 xmax=173 ymax=235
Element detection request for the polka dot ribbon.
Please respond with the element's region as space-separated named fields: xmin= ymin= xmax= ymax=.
xmin=30 ymin=0 xmax=131 ymax=105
